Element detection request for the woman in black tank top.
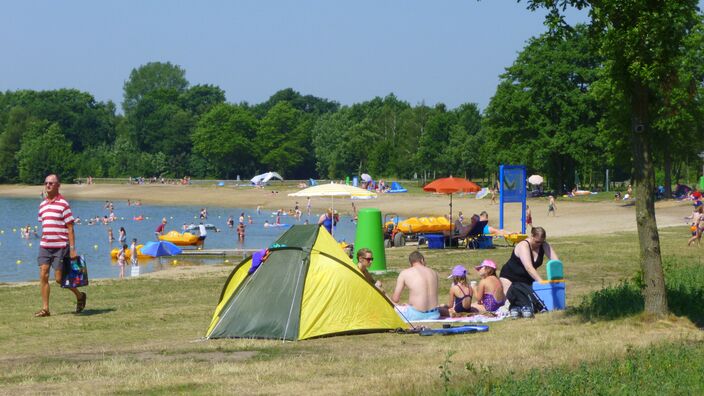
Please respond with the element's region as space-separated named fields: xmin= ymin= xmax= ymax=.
xmin=499 ymin=227 xmax=559 ymax=293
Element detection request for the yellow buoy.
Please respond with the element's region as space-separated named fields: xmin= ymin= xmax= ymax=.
xmin=94 ymin=244 xmax=99 ymax=249
xmin=173 ymin=259 xmax=178 ymax=265
xmin=16 ymin=260 xmax=21 ymax=264
xmin=12 ymin=228 xmax=16 ymax=232
xmin=224 ymin=259 xmax=229 ymax=263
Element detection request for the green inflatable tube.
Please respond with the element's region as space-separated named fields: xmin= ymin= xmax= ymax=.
xmin=354 ymin=208 xmax=387 ymax=272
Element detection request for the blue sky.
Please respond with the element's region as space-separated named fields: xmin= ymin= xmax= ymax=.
xmin=1 ymin=1 xmax=591 ymax=111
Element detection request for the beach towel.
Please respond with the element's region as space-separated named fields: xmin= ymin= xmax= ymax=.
xmin=409 ymin=314 xmax=507 ymax=324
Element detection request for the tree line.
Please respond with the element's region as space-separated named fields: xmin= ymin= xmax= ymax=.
xmin=0 ymin=24 xmax=702 ymax=190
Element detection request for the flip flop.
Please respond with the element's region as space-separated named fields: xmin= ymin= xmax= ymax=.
xmin=34 ymin=309 xmax=50 ymax=317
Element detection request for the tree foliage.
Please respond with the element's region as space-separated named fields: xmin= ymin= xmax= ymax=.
xmin=122 ymin=61 xmax=188 ymax=115
xmin=192 ymin=104 xmax=258 ymax=178
xmin=483 ymin=24 xmax=603 ymax=189
xmin=16 ymin=122 xmax=75 ymax=184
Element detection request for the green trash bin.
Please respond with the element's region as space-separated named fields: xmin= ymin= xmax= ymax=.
xmin=354 ymin=208 xmax=387 ymax=272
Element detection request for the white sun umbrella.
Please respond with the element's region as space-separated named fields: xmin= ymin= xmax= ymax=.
xmin=528 ymin=174 xmax=544 ymax=185
xmin=289 ymin=183 xmax=377 ymax=236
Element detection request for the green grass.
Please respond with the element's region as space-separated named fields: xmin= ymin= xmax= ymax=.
xmin=444 ymin=340 xmax=704 ymax=395
xmin=1 ymin=226 xmax=703 ymax=394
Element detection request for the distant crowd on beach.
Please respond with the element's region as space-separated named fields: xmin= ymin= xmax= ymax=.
xmin=128 ymin=176 xmax=192 ymax=185
xmin=79 ymin=175 xmax=193 ymax=185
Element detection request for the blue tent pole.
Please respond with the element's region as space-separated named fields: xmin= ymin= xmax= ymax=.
xmin=521 ymin=167 xmax=526 ymax=234
xmin=499 ymin=165 xmax=504 ymax=230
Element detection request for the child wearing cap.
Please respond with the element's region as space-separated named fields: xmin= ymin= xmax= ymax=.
xmin=471 ymin=259 xmax=506 ymax=313
xmin=446 ymin=265 xmax=474 ymax=316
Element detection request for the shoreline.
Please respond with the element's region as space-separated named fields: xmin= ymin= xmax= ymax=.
xmin=0 ymin=182 xmax=693 ymax=238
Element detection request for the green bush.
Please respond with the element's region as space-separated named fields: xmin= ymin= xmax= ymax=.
xmin=575 ymin=257 xmax=704 ymax=326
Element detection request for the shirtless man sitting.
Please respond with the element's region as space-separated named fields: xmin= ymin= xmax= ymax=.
xmin=392 ymin=251 xmax=441 ymax=321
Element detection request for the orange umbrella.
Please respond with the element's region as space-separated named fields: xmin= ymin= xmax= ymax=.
xmin=423 ymin=177 xmax=482 ymax=236
xmin=423 ymin=177 xmax=481 ymax=194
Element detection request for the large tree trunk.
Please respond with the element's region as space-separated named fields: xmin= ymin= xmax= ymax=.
xmin=631 ymin=82 xmax=669 ymax=316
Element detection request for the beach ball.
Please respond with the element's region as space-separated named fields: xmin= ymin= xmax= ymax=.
xmin=94 ymin=244 xmax=99 ymax=249
xmin=224 ymin=259 xmax=229 ymax=263
xmin=28 ymin=243 xmax=32 ymax=247
xmin=16 ymin=260 xmax=21 ymax=264
xmin=145 ymin=217 xmax=150 ymax=220
xmin=691 ymin=225 xmax=697 ymax=232
xmin=170 ymin=216 xmax=173 ymax=220
xmin=121 ymin=217 xmax=125 ymax=220
xmin=12 ymin=228 xmax=16 ymax=233
xmin=1 ymin=230 xmax=4 ymax=234
xmin=172 ymin=259 xmax=178 ymax=265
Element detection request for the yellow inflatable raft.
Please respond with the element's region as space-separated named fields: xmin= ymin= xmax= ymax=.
xmin=159 ymin=231 xmax=201 ymax=246
xmin=395 ymin=217 xmax=451 ymax=234
xmin=110 ymin=244 xmax=150 ymax=260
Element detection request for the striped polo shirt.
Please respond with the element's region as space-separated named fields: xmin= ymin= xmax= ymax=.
xmin=38 ymin=194 xmax=74 ymax=248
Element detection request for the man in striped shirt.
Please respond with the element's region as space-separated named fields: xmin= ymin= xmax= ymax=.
xmin=35 ymin=174 xmax=86 ymax=317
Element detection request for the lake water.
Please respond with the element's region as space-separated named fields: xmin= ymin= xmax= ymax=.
xmin=0 ymin=197 xmax=357 ymax=283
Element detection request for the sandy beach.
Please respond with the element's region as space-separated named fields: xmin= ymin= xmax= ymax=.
xmin=0 ymin=183 xmax=693 ymax=238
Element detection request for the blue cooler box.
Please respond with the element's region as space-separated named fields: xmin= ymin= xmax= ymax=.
xmin=532 ymin=281 xmax=566 ymax=310
xmin=426 ymin=234 xmax=445 ymax=249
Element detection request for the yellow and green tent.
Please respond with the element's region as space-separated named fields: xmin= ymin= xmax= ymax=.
xmin=206 ymin=224 xmax=408 ymax=340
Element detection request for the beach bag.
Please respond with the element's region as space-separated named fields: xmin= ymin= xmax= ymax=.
xmin=506 ymin=282 xmax=546 ymax=313
xmin=61 ymin=256 xmax=89 ymax=288
xmin=131 ymin=265 xmax=140 ymax=277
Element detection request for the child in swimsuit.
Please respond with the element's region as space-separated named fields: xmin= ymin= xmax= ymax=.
xmin=117 ymin=244 xmax=127 ymax=279
xmin=446 ymin=265 xmax=473 ymax=317
xmin=687 ymin=203 xmax=703 ymax=246
xmin=471 ymin=259 xmax=506 ymax=313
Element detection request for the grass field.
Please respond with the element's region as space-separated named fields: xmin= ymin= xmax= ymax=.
xmin=1 ymin=226 xmax=702 ymax=395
